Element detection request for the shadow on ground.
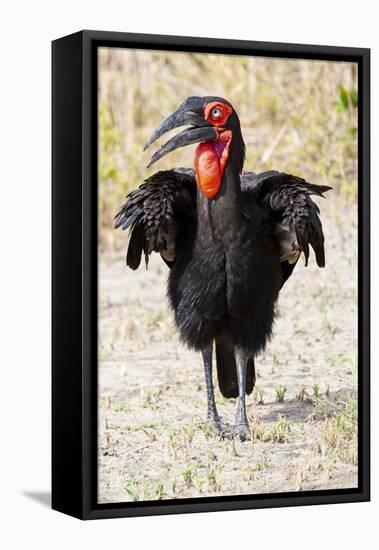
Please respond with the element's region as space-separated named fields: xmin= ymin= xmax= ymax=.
xmin=22 ymin=491 xmax=51 ymax=507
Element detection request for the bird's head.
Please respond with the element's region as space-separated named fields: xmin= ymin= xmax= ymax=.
xmin=144 ymin=96 xmax=245 ymax=199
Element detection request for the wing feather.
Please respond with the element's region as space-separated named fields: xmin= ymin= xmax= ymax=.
xmin=115 ymin=169 xmax=196 ymax=269
xmin=242 ymin=171 xmax=331 ymax=269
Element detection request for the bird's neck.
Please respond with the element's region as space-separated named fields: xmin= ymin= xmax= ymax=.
xmin=196 ymin=162 xmax=243 ymax=246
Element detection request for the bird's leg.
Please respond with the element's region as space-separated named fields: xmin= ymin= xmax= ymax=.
xmin=233 ymin=347 xmax=251 ymax=441
xmin=202 ymin=344 xmax=231 ymax=437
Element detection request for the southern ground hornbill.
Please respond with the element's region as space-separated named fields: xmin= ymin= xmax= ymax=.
xmin=115 ymin=96 xmax=331 ymax=441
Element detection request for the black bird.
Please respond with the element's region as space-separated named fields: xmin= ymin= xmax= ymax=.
xmin=115 ymin=96 xmax=331 ymax=441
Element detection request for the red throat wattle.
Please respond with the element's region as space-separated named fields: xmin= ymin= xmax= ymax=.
xmin=194 ymin=130 xmax=232 ymax=199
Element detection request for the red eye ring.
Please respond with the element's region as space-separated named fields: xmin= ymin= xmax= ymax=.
xmin=204 ymin=101 xmax=233 ymax=127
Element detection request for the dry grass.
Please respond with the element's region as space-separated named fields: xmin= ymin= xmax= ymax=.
xmin=319 ymin=395 xmax=358 ymax=465
xmin=97 ymin=47 xmax=358 ymax=503
xmin=98 ymin=48 xmax=358 ymax=248
xmin=98 ymin=205 xmax=358 ymax=502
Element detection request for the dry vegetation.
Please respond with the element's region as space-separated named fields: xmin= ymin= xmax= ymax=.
xmin=99 ymin=48 xmax=357 ymax=248
xmin=97 ymin=48 xmax=358 ymax=503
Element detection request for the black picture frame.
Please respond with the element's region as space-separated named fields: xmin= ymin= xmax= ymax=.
xmin=52 ymin=30 xmax=370 ymax=520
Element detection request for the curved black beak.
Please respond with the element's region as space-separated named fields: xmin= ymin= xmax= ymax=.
xmin=144 ymin=99 xmax=217 ymax=167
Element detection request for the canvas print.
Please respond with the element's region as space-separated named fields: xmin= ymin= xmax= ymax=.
xmin=98 ymin=47 xmax=358 ymax=504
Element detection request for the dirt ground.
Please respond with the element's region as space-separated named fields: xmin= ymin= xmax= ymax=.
xmin=98 ymin=199 xmax=358 ymax=504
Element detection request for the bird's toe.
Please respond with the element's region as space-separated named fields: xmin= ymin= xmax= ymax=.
xmin=207 ymin=417 xmax=233 ymax=439
xmin=234 ymin=422 xmax=251 ymax=442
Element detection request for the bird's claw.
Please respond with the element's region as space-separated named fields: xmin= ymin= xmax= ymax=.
xmin=207 ymin=416 xmax=234 ymax=439
xmin=233 ymin=422 xmax=251 ymax=442
xmin=206 ymin=416 xmax=251 ymax=441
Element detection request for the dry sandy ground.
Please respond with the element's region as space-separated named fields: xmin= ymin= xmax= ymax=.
xmin=98 ymin=201 xmax=358 ymax=503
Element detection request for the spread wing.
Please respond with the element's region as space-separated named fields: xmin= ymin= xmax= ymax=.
xmin=242 ymin=170 xmax=331 ymax=274
xmin=114 ymin=169 xmax=196 ymax=269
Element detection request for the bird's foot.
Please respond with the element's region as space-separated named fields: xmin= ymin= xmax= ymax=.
xmin=206 ymin=415 xmax=233 ymax=439
xmin=233 ymin=422 xmax=251 ymax=442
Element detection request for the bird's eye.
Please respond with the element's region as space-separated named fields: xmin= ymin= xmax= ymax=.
xmin=211 ymin=107 xmax=222 ymax=119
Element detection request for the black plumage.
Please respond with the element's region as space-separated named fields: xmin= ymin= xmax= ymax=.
xmin=115 ymin=169 xmax=195 ymax=269
xmin=115 ymin=96 xmax=331 ymax=440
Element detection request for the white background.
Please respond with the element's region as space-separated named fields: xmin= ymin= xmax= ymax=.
xmin=0 ymin=1 xmax=376 ymax=548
